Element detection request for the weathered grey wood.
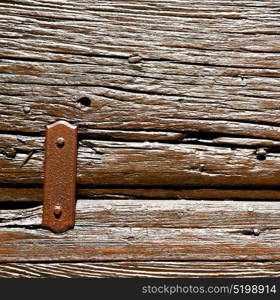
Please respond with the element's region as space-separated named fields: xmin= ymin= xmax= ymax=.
xmin=2 ymin=199 xmax=280 ymax=229
xmin=1 ymin=261 xmax=280 ymax=278
xmin=0 ymin=199 xmax=280 ymax=262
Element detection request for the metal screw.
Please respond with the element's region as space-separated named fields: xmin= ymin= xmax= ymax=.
xmin=53 ymin=205 xmax=62 ymax=219
xmin=56 ymin=137 xmax=65 ymax=148
xmin=23 ymin=106 xmax=31 ymax=114
xmin=5 ymin=148 xmax=16 ymax=158
xmin=253 ymin=228 xmax=260 ymax=236
xmin=256 ymin=148 xmax=267 ymax=158
xmin=248 ymin=207 xmax=254 ymax=213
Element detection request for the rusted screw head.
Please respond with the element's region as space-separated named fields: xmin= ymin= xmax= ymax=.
xmin=5 ymin=148 xmax=16 ymax=158
xmin=253 ymin=228 xmax=260 ymax=236
xmin=53 ymin=205 xmax=62 ymax=219
xmin=56 ymin=137 xmax=65 ymax=148
xmin=23 ymin=106 xmax=31 ymax=114
xmin=247 ymin=207 xmax=254 ymax=213
xmin=256 ymin=148 xmax=267 ymax=158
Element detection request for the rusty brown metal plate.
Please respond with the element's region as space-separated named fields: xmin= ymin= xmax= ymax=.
xmin=42 ymin=121 xmax=77 ymax=233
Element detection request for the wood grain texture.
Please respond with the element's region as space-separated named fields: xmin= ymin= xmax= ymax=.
xmin=1 ymin=134 xmax=280 ymax=189
xmin=1 ymin=0 xmax=280 ymax=191
xmin=1 ymin=261 xmax=280 ymax=278
xmin=0 ymin=199 xmax=280 ymax=262
xmin=1 ymin=0 xmax=280 ymax=137
xmin=0 ymin=0 xmax=280 ymax=189
xmin=1 ymin=0 xmax=280 ymax=276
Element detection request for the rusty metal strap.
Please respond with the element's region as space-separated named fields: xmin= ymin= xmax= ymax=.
xmin=42 ymin=121 xmax=77 ymax=233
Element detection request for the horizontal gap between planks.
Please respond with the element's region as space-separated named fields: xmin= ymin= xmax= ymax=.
xmin=2 ymin=187 xmax=280 ymax=201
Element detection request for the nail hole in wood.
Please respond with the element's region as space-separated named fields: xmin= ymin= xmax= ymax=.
xmin=242 ymin=229 xmax=260 ymax=236
xmin=77 ymin=97 xmax=91 ymax=107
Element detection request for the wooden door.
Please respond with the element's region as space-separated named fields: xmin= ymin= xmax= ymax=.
xmin=1 ymin=0 xmax=280 ymax=277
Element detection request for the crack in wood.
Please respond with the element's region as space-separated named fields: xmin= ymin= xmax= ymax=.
xmin=20 ymin=150 xmax=34 ymax=168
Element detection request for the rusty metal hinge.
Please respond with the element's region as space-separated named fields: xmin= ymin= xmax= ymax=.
xmin=42 ymin=121 xmax=78 ymax=233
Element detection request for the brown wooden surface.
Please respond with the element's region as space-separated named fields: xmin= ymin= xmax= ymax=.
xmin=1 ymin=0 xmax=280 ymax=137
xmin=0 ymin=199 xmax=279 ymax=262
xmin=1 ymin=0 xmax=280 ymax=277
xmin=2 ymin=135 xmax=280 ymax=189
xmin=1 ymin=1 xmax=280 ymax=191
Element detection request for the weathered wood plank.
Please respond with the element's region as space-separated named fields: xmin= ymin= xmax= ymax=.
xmin=1 ymin=134 xmax=280 ymax=188
xmin=1 ymin=1 xmax=280 ymax=190
xmin=1 ymin=0 xmax=280 ymax=275
xmin=1 ymin=0 xmax=280 ymax=140
xmin=2 ymin=199 xmax=280 ymax=229
xmin=0 ymin=0 xmax=280 ymax=188
xmin=1 ymin=261 xmax=280 ymax=278
xmin=0 ymin=199 xmax=280 ymax=262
